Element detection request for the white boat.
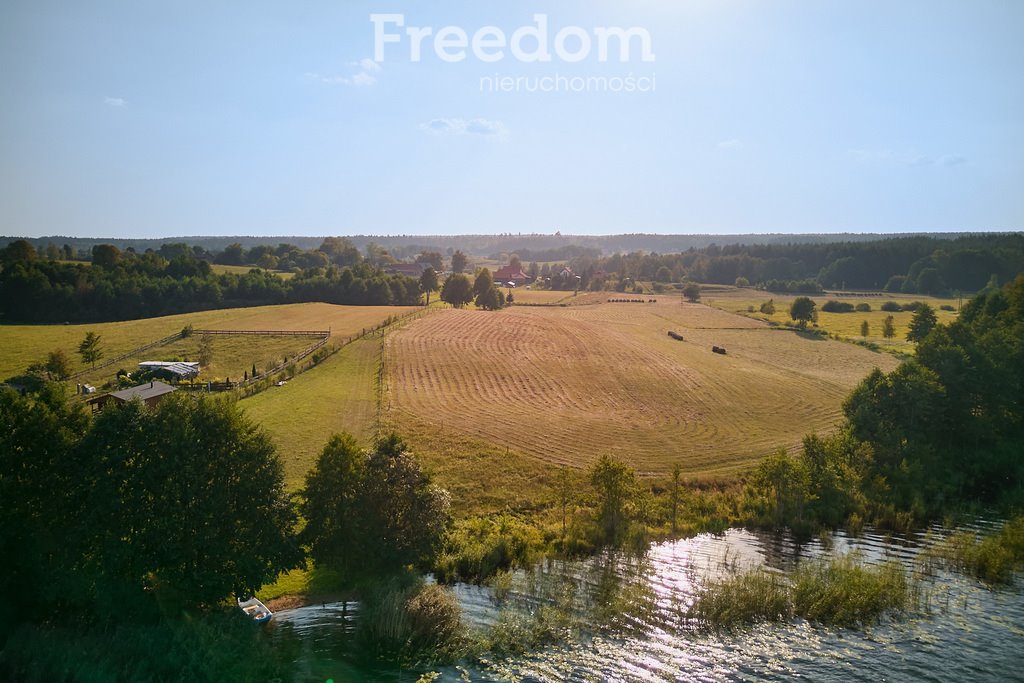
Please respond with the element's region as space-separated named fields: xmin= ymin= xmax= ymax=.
xmin=237 ymin=596 xmax=273 ymax=624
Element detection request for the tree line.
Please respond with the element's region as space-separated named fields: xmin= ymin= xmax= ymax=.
xmin=0 ymin=240 xmax=423 ymax=323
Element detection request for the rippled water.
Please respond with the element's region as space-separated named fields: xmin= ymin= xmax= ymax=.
xmin=271 ymin=522 xmax=1024 ymax=682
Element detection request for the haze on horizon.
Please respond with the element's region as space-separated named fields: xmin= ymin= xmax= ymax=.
xmin=1 ymin=1 xmax=1022 ymax=239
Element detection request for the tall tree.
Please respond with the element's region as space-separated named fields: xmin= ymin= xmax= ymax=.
xmin=683 ymin=282 xmax=701 ymax=302
xmin=416 ymin=251 xmax=444 ymax=272
xmin=44 ymin=349 xmax=74 ymax=380
xmin=590 ymin=454 xmax=639 ymax=546
xmin=473 ymin=268 xmax=494 ymax=298
xmin=906 ymin=303 xmax=938 ymax=343
xmin=860 ymin=320 xmax=870 ymax=337
xmin=450 ymin=250 xmax=468 ymax=273
xmin=301 ymin=432 xmax=450 ymax=576
xmin=789 ymin=296 xmax=816 ymax=327
xmin=299 ymin=433 xmax=366 ymax=575
xmin=419 ymin=267 xmax=439 ymax=305
xmin=882 ymin=315 xmax=896 ymax=339
xmin=91 ymin=244 xmax=122 ymax=269
xmin=441 ymin=274 xmax=474 ymax=308
xmin=78 ymin=332 xmax=103 ymax=368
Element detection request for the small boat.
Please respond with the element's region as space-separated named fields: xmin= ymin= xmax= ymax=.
xmin=237 ymin=596 xmax=273 ymax=624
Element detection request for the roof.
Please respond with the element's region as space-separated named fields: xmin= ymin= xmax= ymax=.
xmin=139 ymin=361 xmax=200 ymax=378
xmin=110 ymin=381 xmax=177 ymax=403
xmin=493 ymin=265 xmax=531 ymax=280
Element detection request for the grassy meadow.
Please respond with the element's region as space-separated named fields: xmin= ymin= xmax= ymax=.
xmin=241 ymin=335 xmax=383 ymax=488
xmin=0 ymin=302 xmax=417 ymax=380
xmin=703 ymin=288 xmax=960 ymax=354
xmin=209 ymin=263 xmax=295 ymax=279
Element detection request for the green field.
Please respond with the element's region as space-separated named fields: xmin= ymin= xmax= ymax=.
xmin=0 ymin=303 xmax=417 ymax=380
xmin=209 ymin=263 xmax=295 ymax=279
xmin=241 ymin=335 xmax=382 ymax=488
xmin=703 ymin=288 xmax=960 ymax=354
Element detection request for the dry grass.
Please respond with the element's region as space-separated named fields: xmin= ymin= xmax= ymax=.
xmin=384 ymin=300 xmax=899 ymax=479
xmin=506 ymin=289 xmax=574 ymax=305
xmin=0 ymin=303 xmax=417 ymax=379
xmin=703 ymin=288 xmax=960 ymax=354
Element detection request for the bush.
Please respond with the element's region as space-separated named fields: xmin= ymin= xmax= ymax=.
xmin=792 ymin=555 xmax=909 ymax=627
xmin=358 ymin=578 xmax=466 ymax=661
xmin=880 ymin=301 xmax=902 ymax=312
xmin=689 ymin=569 xmax=790 ymax=629
xmin=901 ymin=301 xmax=923 ymax=312
xmin=821 ymin=300 xmax=855 ymax=313
xmin=939 ymin=304 xmax=955 ymax=311
xmin=926 ymin=516 xmax=1024 ymax=584
xmin=855 ymin=303 xmax=872 ymax=312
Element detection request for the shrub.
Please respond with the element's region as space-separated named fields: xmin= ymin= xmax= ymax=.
xmin=791 ymin=555 xmax=909 ymax=627
xmin=688 ymin=569 xmax=790 ymax=629
xmin=855 ymin=303 xmax=872 ymax=312
xmin=939 ymin=304 xmax=955 ymax=311
xmin=901 ymin=301 xmax=923 ymax=312
xmin=880 ymin=301 xmax=902 ymax=312
xmin=821 ymin=300 xmax=855 ymax=313
xmin=926 ymin=516 xmax=1024 ymax=584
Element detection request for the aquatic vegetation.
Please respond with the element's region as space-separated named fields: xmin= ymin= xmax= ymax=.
xmin=688 ymin=568 xmax=791 ymax=629
xmin=792 ymin=555 xmax=909 ymax=627
xmin=925 ymin=516 xmax=1024 ymax=584
xmin=689 ymin=554 xmax=912 ymax=629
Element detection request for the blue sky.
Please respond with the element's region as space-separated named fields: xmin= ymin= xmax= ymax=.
xmin=1 ymin=0 xmax=1022 ymax=238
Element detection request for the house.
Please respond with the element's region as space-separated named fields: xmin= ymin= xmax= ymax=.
xmin=493 ymin=265 xmax=532 ymax=287
xmin=387 ymin=262 xmax=428 ymax=277
xmin=88 ymin=380 xmax=177 ymax=411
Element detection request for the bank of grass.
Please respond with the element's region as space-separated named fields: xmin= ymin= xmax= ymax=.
xmin=923 ymin=516 xmax=1024 ymax=584
xmin=689 ymin=554 xmax=913 ymax=630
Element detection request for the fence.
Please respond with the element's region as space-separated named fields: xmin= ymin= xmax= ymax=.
xmin=70 ymin=330 xmax=186 ymax=380
xmin=192 ymin=329 xmax=329 ymax=337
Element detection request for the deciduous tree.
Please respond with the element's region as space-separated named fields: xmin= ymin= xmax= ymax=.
xmin=789 ymin=296 xmax=816 ymax=327
xmin=419 ymin=267 xmax=439 ymax=305
xmin=441 ymin=273 xmax=474 ymax=308
xmin=882 ymin=315 xmax=896 ymax=339
xmin=78 ymin=331 xmax=103 ymax=368
xmin=450 ymin=250 xmax=468 ymax=273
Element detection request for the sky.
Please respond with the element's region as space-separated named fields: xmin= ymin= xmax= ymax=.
xmin=1 ymin=0 xmax=1022 ymax=238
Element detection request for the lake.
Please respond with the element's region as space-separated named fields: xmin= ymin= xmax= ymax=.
xmin=272 ymin=520 xmax=1023 ymax=682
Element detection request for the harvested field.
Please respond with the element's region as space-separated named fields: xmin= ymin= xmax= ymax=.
xmin=0 ymin=303 xmax=417 ymax=379
xmin=385 ymin=300 xmax=899 ymax=478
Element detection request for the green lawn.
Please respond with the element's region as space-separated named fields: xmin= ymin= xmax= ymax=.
xmin=240 ymin=335 xmax=382 ymax=489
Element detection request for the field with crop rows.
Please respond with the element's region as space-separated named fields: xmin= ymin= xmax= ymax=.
xmin=384 ymin=300 xmax=900 ymax=478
